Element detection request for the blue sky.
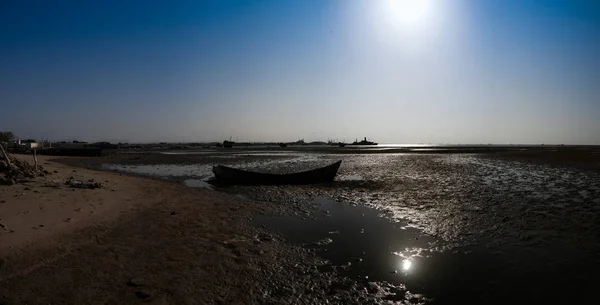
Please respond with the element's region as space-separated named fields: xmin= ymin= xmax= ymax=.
xmin=1 ymin=0 xmax=599 ymax=144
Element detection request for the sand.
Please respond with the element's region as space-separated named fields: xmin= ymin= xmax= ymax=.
xmin=1 ymin=155 xmax=403 ymax=304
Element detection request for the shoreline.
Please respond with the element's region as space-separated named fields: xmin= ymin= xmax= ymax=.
xmin=3 ymin=152 xmax=599 ymax=304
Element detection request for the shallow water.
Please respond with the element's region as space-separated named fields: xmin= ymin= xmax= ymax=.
xmin=182 ymin=179 xmax=214 ymax=189
xmin=259 ymin=197 xmax=597 ymax=304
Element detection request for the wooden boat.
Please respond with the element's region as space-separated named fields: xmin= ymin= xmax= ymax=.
xmin=212 ymin=160 xmax=342 ymax=185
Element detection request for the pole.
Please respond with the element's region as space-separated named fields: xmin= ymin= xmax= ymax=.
xmin=0 ymin=142 xmax=11 ymax=166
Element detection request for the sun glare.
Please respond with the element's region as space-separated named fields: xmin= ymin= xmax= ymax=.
xmin=385 ymin=0 xmax=434 ymax=29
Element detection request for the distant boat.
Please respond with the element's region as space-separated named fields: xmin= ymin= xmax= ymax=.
xmin=212 ymin=160 xmax=342 ymax=185
xmin=278 ymin=143 xmax=288 ymax=148
xmin=338 ymin=143 xmax=346 ymax=147
xmin=350 ymin=137 xmax=378 ymax=145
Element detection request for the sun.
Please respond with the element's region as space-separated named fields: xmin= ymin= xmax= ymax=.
xmin=385 ymin=0 xmax=434 ymax=29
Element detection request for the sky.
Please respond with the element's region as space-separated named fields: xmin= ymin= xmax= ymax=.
xmin=1 ymin=0 xmax=599 ymax=144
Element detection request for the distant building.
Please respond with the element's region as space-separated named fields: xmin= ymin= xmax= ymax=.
xmin=7 ymin=139 xmax=38 ymax=151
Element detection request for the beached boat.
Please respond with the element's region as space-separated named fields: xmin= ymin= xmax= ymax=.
xmin=212 ymin=160 xmax=342 ymax=185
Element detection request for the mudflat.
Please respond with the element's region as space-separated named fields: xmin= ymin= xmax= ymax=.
xmin=3 ymin=147 xmax=599 ymax=304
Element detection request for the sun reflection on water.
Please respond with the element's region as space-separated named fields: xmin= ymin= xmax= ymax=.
xmin=393 ymin=247 xmax=431 ymax=274
xmin=402 ymin=259 xmax=413 ymax=271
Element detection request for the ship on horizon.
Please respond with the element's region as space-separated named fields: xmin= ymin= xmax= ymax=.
xmin=350 ymin=137 xmax=378 ymax=146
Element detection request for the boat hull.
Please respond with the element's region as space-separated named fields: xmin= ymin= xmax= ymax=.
xmin=212 ymin=160 xmax=342 ymax=186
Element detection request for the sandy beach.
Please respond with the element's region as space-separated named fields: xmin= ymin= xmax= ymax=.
xmin=2 ymin=155 xmax=398 ymax=304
